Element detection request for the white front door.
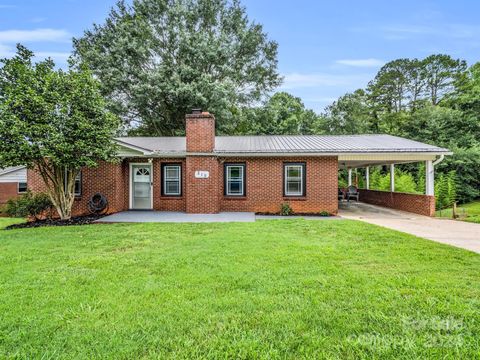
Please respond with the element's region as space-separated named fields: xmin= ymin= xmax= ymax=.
xmin=131 ymin=164 xmax=152 ymax=209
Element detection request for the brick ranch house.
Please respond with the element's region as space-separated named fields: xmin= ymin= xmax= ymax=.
xmin=26 ymin=110 xmax=450 ymax=217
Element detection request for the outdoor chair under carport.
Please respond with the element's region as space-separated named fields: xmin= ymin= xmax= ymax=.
xmin=346 ymin=186 xmax=359 ymax=202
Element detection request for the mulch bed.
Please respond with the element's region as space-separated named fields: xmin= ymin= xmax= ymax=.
xmin=255 ymin=212 xmax=332 ymax=217
xmin=5 ymin=214 xmax=106 ymax=230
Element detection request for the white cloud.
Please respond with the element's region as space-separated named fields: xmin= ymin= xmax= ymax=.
xmin=0 ymin=44 xmax=14 ymax=58
xmin=0 ymin=28 xmax=71 ymax=43
xmin=281 ymin=72 xmax=371 ymax=89
xmin=0 ymin=44 xmax=70 ymax=64
xmin=335 ymin=58 xmax=384 ymax=67
xmin=36 ymin=51 xmax=71 ymax=61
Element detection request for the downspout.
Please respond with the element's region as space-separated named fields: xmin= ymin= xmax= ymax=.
xmin=433 ymin=154 xmax=445 ymax=166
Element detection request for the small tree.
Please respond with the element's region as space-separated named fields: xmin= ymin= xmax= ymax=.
xmin=447 ymin=170 xmax=457 ymax=206
xmin=0 ymin=45 xmax=119 ymax=220
xmin=435 ymin=174 xmax=449 ymax=210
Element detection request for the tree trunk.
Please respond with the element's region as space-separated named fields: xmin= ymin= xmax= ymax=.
xmin=36 ymin=163 xmax=78 ymax=220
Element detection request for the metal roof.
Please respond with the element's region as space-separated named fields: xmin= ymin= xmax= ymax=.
xmin=116 ymin=134 xmax=449 ymax=155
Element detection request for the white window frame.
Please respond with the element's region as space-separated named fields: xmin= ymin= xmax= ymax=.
xmin=64 ymin=170 xmax=82 ymax=196
xmin=225 ymin=164 xmax=245 ymax=196
xmin=18 ymin=182 xmax=28 ymax=194
xmin=163 ymin=164 xmax=181 ymax=196
xmin=284 ymin=163 xmax=305 ymax=197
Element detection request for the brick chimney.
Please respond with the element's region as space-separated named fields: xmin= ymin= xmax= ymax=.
xmin=185 ymin=109 xmax=220 ymax=213
xmin=186 ymin=109 xmax=215 ymax=153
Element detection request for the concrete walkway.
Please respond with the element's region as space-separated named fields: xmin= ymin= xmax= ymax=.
xmin=98 ymin=211 xmax=255 ymax=223
xmin=339 ymin=202 xmax=480 ymax=254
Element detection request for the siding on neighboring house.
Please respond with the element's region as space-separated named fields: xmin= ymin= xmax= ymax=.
xmin=0 ymin=167 xmax=27 ymax=206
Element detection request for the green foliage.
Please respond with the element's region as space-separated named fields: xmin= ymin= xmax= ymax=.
xmin=5 ymin=191 xmax=52 ymax=220
xmin=280 ymin=203 xmax=293 ymax=216
xmin=320 ymin=89 xmax=372 ymax=134
xmin=368 ymin=167 xmax=418 ymax=194
xmin=234 ymin=92 xmax=321 ymax=135
xmin=437 ymin=146 xmax=480 ymax=203
xmin=338 ymin=169 xmax=348 ymax=189
xmin=318 ymin=211 xmax=330 ymax=217
xmin=435 ymin=171 xmax=457 ymax=210
xmin=74 ymin=0 xmax=281 ymax=135
xmin=436 ymin=200 xmax=480 ymax=223
xmin=0 ymin=45 xmax=120 ymax=219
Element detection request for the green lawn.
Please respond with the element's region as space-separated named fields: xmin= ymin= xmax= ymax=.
xmin=436 ymin=200 xmax=480 ymax=224
xmin=0 ymin=217 xmax=25 ymax=229
xmin=0 ymin=220 xmax=479 ymax=359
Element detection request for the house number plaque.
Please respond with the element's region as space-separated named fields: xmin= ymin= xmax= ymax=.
xmin=195 ymin=171 xmax=210 ymax=179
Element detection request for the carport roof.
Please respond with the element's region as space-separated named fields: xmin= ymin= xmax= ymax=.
xmin=116 ymin=134 xmax=450 ymax=156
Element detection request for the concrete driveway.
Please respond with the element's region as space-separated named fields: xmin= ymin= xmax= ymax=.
xmin=339 ymin=202 xmax=480 ymax=254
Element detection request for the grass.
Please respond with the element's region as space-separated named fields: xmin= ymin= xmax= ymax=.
xmin=0 ymin=217 xmax=24 ymax=229
xmin=436 ymin=200 xmax=480 ymax=224
xmin=0 ymin=220 xmax=479 ymax=359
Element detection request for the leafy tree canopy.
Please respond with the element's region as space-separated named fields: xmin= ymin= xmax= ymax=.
xmin=0 ymin=45 xmax=120 ymax=219
xmin=234 ymin=92 xmax=321 ymax=135
xmin=74 ymin=0 xmax=282 ymax=135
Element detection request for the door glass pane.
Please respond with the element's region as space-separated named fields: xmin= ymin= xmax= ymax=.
xmin=133 ymin=165 xmax=151 ymax=209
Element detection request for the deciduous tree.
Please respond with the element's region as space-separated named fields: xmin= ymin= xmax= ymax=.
xmin=0 ymin=45 xmax=119 ymax=219
xmin=74 ymin=0 xmax=281 ymax=135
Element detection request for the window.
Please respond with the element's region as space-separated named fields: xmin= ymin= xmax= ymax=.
xmin=284 ymin=163 xmax=305 ymax=196
xmin=162 ymin=164 xmax=181 ymax=196
xmin=18 ymin=182 xmax=27 ymax=193
xmin=64 ymin=170 xmax=82 ymax=196
xmin=74 ymin=172 xmax=82 ymax=196
xmin=225 ymin=163 xmax=245 ymax=196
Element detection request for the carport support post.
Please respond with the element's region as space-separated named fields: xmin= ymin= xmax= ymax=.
xmin=390 ymin=164 xmax=395 ymax=192
xmin=348 ymin=168 xmax=352 ymax=186
xmin=426 ymin=160 xmax=434 ymax=196
xmin=366 ymin=166 xmax=370 ymax=189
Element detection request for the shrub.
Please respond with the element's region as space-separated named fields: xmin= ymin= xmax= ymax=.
xmin=280 ymin=203 xmax=293 ymax=216
xmin=319 ymin=211 xmax=330 ymax=217
xmin=5 ymin=191 xmax=53 ymax=220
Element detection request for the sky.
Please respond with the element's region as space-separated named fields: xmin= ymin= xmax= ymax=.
xmin=0 ymin=0 xmax=479 ymax=113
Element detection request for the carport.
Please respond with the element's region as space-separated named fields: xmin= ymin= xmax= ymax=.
xmin=337 ymin=135 xmax=451 ymax=216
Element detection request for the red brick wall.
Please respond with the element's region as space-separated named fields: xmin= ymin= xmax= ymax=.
xmin=185 ymin=156 xmax=220 ymax=213
xmin=28 ymin=161 xmax=127 ymax=217
xmin=186 ymin=112 xmax=215 ymax=152
xmin=359 ymin=189 xmax=435 ymax=217
xmin=124 ymin=158 xmax=187 ymax=212
xmin=27 ymin=155 xmax=340 ymax=216
xmin=0 ymin=183 xmax=20 ymax=206
xmin=219 ymin=157 xmax=338 ymax=214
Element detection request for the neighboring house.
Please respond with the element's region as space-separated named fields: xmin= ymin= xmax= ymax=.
xmin=28 ymin=110 xmax=450 ymax=217
xmin=0 ymin=166 xmax=27 ymax=206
